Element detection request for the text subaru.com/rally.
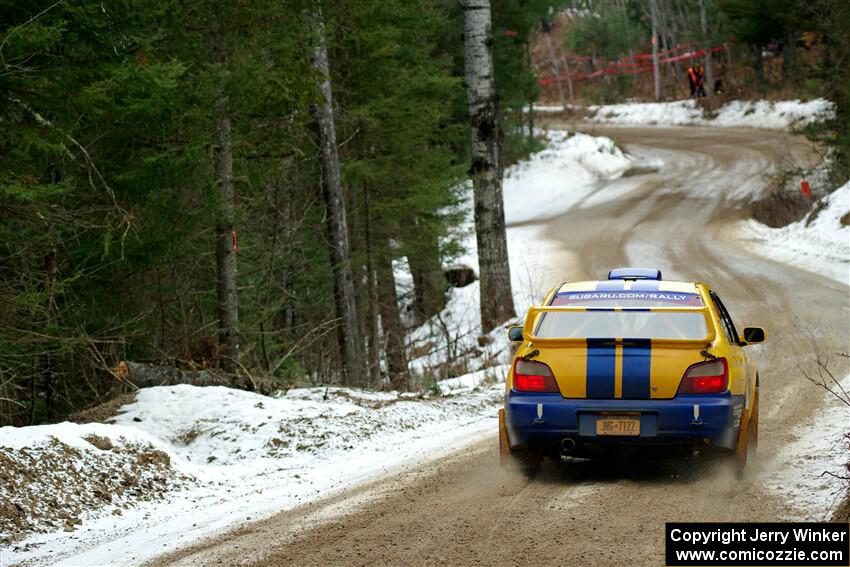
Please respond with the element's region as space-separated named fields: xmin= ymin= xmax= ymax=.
xmin=499 ymin=268 xmax=765 ymax=473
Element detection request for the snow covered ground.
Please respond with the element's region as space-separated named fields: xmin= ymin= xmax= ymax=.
xmin=736 ymin=181 xmax=850 ymax=285
xmin=536 ymin=98 xmax=834 ymax=130
xmin=503 ymin=131 xmax=633 ymax=224
xmin=764 ymin=375 xmax=850 ymax=520
xmin=2 ymin=376 xmax=506 ymax=565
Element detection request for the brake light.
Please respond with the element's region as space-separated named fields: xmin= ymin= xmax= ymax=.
xmin=678 ymin=358 xmax=728 ymax=394
xmin=513 ymin=359 xmax=559 ymax=393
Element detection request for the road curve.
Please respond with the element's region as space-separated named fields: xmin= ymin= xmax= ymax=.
xmin=152 ymin=125 xmax=850 ymax=567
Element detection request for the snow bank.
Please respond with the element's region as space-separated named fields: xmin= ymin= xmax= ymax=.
xmin=2 ymin=380 xmax=504 ymax=565
xmin=536 ymin=98 xmax=834 ymax=130
xmin=0 ymin=423 xmax=185 ymax=544
xmin=588 ymin=100 xmax=702 ymax=126
xmin=711 ymin=99 xmax=834 ymax=130
xmin=736 ymin=182 xmax=850 ymax=285
xmin=503 ymin=131 xmax=632 ymax=224
xmin=438 ymin=365 xmax=509 ymax=395
xmin=764 ymin=376 xmax=850 ymax=520
xmin=114 ymin=384 xmax=501 ymax=474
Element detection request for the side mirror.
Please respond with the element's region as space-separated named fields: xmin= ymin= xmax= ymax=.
xmin=740 ymin=326 xmax=766 ymax=345
xmin=507 ymin=325 xmax=524 ymax=342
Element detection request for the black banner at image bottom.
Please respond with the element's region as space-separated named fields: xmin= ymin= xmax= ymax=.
xmin=666 ymin=522 xmax=849 ymax=566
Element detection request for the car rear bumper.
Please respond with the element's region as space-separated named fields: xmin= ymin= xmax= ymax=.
xmin=505 ymin=391 xmax=743 ymax=451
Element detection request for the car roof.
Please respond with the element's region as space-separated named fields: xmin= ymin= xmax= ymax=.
xmin=554 ymin=280 xmax=700 ymax=294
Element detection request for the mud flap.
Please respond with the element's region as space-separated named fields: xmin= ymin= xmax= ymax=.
xmin=733 ymin=388 xmax=758 ymax=477
xmin=498 ymin=408 xmax=512 ymax=465
xmin=733 ymin=407 xmax=749 ymax=474
xmin=750 ymin=390 xmax=759 ymax=454
xmin=499 ymin=408 xmax=541 ymax=471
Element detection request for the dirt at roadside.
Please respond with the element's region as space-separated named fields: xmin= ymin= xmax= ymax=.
xmin=0 ymin=432 xmax=187 ymax=549
xmin=1 ymin=392 xmax=177 ymax=549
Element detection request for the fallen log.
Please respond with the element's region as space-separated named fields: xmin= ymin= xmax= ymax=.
xmin=112 ymin=361 xmax=273 ymax=393
xmin=114 ymin=361 xmax=231 ymax=389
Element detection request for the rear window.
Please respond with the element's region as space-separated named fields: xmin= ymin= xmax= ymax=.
xmin=551 ymin=291 xmax=703 ymax=308
xmin=534 ymin=310 xmax=709 ymax=340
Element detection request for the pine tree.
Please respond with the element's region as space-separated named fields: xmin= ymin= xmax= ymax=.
xmin=0 ymin=0 xmax=210 ymax=421
xmin=330 ymin=0 xmax=465 ymax=383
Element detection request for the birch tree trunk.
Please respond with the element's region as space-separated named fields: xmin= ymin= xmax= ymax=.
xmin=363 ymin=185 xmax=381 ymax=388
xmin=309 ymin=6 xmax=366 ymax=385
xmin=561 ymin=51 xmax=575 ymax=101
xmin=544 ymin=33 xmax=566 ymax=109
xmin=461 ymin=0 xmax=515 ymax=333
xmin=525 ymin=40 xmax=535 ymax=142
xmin=659 ymin=12 xmax=680 ymax=86
xmin=209 ymin=9 xmax=239 ymax=375
xmin=651 ymin=0 xmax=661 ymax=100
xmin=699 ymin=0 xmax=714 ymax=98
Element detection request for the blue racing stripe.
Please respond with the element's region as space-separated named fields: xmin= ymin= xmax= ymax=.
xmin=586 ymin=339 xmax=616 ymax=398
xmin=621 ymin=338 xmax=652 ymax=398
xmin=595 ymin=280 xmax=625 ymax=291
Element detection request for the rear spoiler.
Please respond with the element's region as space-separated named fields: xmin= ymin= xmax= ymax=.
xmin=521 ymin=306 xmax=715 ymax=347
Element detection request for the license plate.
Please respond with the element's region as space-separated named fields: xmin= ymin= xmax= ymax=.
xmin=596 ymin=416 xmax=640 ymax=436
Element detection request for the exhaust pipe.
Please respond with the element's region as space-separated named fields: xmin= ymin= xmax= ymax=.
xmin=561 ymin=438 xmax=576 ymax=453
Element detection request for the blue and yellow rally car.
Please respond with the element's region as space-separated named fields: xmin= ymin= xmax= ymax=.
xmin=499 ymin=268 xmax=765 ymax=474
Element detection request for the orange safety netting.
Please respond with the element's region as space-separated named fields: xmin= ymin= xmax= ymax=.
xmin=539 ymin=44 xmax=728 ymax=85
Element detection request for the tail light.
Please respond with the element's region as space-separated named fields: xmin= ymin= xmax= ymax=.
xmin=678 ymin=358 xmax=728 ymax=394
xmin=513 ymin=359 xmax=559 ymax=393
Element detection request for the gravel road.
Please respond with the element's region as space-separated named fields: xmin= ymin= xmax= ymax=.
xmin=152 ymin=125 xmax=849 ymax=567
